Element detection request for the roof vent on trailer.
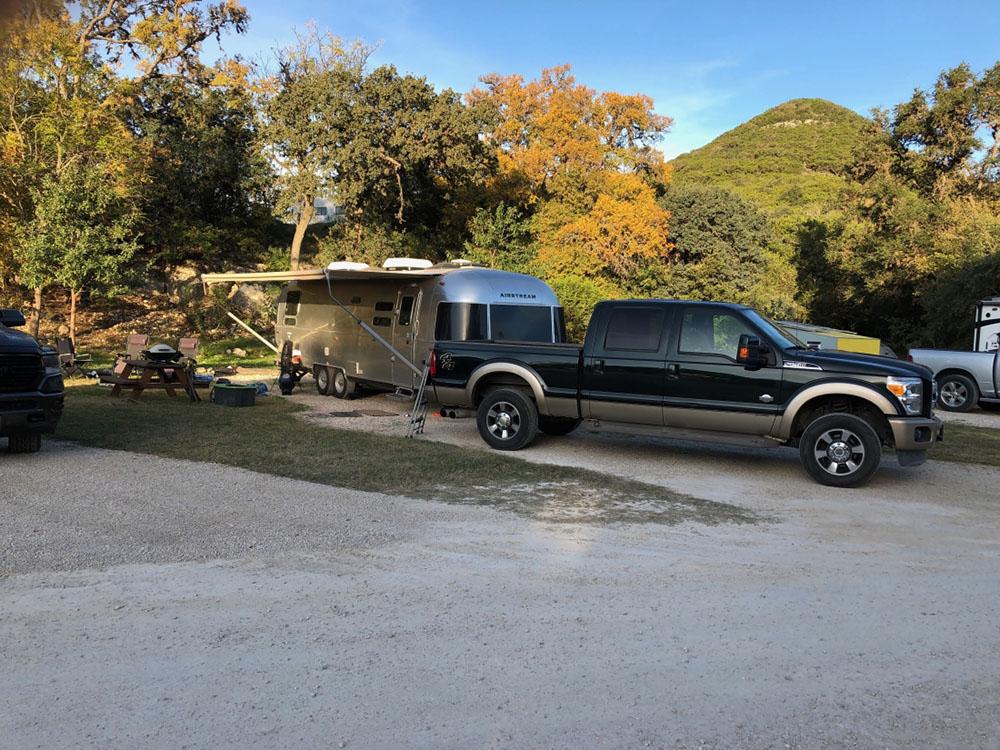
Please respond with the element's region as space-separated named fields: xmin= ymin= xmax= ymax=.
xmin=382 ymin=257 xmax=433 ymax=271
xmin=327 ymin=261 xmax=370 ymax=271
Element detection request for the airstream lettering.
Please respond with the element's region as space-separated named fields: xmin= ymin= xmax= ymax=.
xmin=202 ymin=260 xmax=564 ymax=398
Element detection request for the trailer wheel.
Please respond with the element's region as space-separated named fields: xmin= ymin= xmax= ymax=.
xmin=937 ymin=373 xmax=978 ymax=412
xmin=477 ymin=388 xmax=538 ymax=451
xmin=799 ymin=412 xmax=881 ymax=488
xmin=538 ymin=416 xmax=581 ymax=436
xmin=331 ymin=368 xmax=355 ymax=399
xmin=7 ymin=432 xmax=42 ymax=454
xmin=315 ymin=366 xmax=332 ymax=396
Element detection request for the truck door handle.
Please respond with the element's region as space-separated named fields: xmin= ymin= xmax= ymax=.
xmin=666 ymin=363 xmax=679 ymax=379
xmin=594 ymin=359 xmax=605 ymax=373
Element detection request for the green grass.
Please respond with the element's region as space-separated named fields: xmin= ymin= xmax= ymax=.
xmin=54 ymin=386 xmax=757 ymax=527
xmin=929 ymin=423 xmax=1000 ymax=467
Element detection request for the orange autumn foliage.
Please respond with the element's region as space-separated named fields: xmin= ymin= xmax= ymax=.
xmin=469 ymin=65 xmax=674 ymax=286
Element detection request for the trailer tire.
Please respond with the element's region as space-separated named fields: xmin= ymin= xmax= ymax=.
xmin=331 ymin=368 xmax=355 ymax=399
xmin=477 ymin=388 xmax=538 ymax=451
xmin=538 ymin=416 xmax=581 ymax=436
xmin=937 ymin=373 xmax=978 ymax=412
xmin=7 ymin=432 xmax=42 ymax=454
xmin=315 ymin=366 xmax=332 ymax=396
xmin=799 ymin=412 xmax=881 ymax=488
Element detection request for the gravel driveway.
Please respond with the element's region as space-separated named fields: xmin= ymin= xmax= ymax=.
xmin=3 ymin=420 xmax=1000 ymax=748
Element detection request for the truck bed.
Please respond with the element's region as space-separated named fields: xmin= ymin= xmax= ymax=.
xmin=433 ymin=340 xmax=582 ymax=403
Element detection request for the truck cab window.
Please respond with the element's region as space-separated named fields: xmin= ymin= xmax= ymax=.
xmin=603 ymin=307 xmax=665 ymax=351
xmin=680 ymin=310 xmax=754 ymax=360
xmin=435 ymin=303 xmax=488 ymax=341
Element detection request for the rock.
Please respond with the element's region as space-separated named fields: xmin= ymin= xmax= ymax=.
xmin=232 ymin=348 xmax=247 ymax=358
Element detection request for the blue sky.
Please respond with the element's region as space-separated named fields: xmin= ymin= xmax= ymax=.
xmin=220 ymin=0 xmax=1000 ymax=158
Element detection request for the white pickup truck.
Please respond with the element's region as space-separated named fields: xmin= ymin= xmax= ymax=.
xmin=908 ymin=298 xmax=1000 ymax=412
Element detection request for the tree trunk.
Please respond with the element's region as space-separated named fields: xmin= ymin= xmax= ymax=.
xmin=31 ymin=286 xmax=42 ymax=338
xmin=69 ymin=287 xmax=79 ymax=345
xmin=290 ymin=199 xmax=315 ymax=271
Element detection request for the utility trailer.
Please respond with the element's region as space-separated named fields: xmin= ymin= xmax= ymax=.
xmin=202 ymin=259 xmax=565 ymax=398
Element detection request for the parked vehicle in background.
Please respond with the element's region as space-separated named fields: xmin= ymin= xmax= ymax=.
xmin=432 ymin=299 xmax=943 ymax=487
xmin=0 ymin=309 xmax=65 ymax=453
xmin=908 ymin=298 xmax=1000 ymax=412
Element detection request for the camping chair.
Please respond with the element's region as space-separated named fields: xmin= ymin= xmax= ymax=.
xmin=118 ymin=333 xmax=149 ymax=360
xmin=178 ymin=337 xmax=199 ymax=363
xmin=55 ymin=337 xmax=92 ymax=377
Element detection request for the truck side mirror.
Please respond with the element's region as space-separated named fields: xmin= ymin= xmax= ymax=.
xmin=0 ymin=308 xmax=26 ymax=327
xmin=737 ymin=334 xmax=768 ymax=369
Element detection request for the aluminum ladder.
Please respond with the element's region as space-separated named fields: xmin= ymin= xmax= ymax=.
xmin=407 ymin=363 xmax=431 ymax=437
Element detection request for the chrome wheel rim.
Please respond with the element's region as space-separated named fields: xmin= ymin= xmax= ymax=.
xmin=317 ymin=370 xmax=329 ymax=390
xmin=486 ymin=401 xmax=521 ymax=440
xmin=334 ymin=371 xmax=346 ymax=393
xmin=939 ymin=381 xmax=968 ymax=408
xmin=814 ymin=428 xmax=866 ymax=476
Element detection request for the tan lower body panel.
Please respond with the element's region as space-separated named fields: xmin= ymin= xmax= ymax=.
xmin=663 ymin=406 xmax=777 ymax=436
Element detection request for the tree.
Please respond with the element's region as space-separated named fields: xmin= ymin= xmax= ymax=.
xmin=260 ymin=28 xmax=369 ymax=269
xmin=262 ymin=32 xmax=492 ymax=268
xmin=462 ymin=202 xmax=534 ymax=272
xmin=660 ymin=185 xmax=792 ymax=314
xmin=469 ymin=65 xmax=673 ymax=325
xmin=16 ymin=168 xmax=138 ymax=342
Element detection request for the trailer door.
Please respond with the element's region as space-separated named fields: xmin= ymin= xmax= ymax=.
xmin=392 ymin=291 xmax=419 ymax=388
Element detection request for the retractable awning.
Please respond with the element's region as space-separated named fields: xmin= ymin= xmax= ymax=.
xmin=201 ymin=267 xmax=448 ymax=285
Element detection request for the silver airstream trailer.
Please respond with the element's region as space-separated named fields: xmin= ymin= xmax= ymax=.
xmin=203 ymin=259 xmax=565 ymax=397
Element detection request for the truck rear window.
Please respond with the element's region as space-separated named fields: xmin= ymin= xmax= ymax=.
xmin=435 ymin=303 xmax=488 ymax=341
xmin=490 ymin=305 xmax=553 ymax=342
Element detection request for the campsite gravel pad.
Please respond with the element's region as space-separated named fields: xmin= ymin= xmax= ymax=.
xmin=312 ymin=410 xmax=364 ymax=418
xmin=357 ymin=409 xmax=399 ymax=417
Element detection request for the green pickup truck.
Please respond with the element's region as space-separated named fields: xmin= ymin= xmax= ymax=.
xmin=430 ymin=299 xmax=943 ymax=487
xmin=0 ymin=309 xmax=64 ymax=453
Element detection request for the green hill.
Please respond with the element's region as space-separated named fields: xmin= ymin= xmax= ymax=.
xmin=669 ymin=98 xmax=870 ymax=222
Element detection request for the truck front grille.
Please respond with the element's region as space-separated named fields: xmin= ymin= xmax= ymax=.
xmin=0 ymin=354 xmax=43 ymax=393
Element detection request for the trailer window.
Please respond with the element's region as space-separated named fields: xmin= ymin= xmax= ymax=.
xmin=373 ymin=316 xmax=391 ymax=327
xmin=375 ymin=301 xmax=394 ymax=312
xmin=435 ymin=303 xmax=488 ymax=341
xmin=490 ymin=305 xmax=554 ymax=342
xmin=554 ymin=307 xmax=567 ymax=343
xmin=283 ymin=291 xmax=301 ymax=326
xmin=398 ymin=296 xmax=414 ymax=326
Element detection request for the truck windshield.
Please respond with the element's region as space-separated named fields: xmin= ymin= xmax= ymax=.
xmin=743 ymin=309 xmax=806 ymax=349
xmin=435 ymin=303 xmax=489 ymax=341
xmin=490 ymin=305 xmax=554 ymax=342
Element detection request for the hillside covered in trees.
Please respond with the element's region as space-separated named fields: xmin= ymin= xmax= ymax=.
xmin=1 ymin=0 xmax=997 ymax=352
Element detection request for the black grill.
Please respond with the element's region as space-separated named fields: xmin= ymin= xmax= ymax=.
xmin=0 ymin=354 xmax=43 ymax=393
xmin=0 ymin=397 xmax=37 ymax=411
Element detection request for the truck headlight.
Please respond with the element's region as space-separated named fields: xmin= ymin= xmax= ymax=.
xmin=887 ymin=376 xmax=922 ymax=415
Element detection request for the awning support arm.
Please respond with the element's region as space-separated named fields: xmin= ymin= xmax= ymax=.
xmin=226 ymin=311 xmax=280 ymax=354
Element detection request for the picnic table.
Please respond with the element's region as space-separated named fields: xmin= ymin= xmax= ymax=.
xmin=106 ymin=359 xmax=200 ymax=402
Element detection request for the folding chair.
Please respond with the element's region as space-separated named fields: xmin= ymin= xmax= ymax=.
xmin=56 ymin=337 xmax=92 ymax=377
xmin=118 ymin=333 xmax=149 ymax=360
xmin=178 ymin=337 xmax=199 ymax=362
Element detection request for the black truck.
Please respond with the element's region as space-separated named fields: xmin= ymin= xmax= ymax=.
xmin=0 ymin=309 xmax=64 ymax=453
xmin=430 ymin=300 xmax=943 ymax=487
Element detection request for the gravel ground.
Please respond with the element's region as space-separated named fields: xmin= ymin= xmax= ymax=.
xmin=3 ymin=397 xmax=1000 ymax=748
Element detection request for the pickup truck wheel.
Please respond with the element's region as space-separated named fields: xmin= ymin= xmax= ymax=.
xmin=799 ymin=413 xmax=881 ymax=488
xmin=937 ymin=373 xmax=978 ymax=412
xmin=538 ymin=416 xmax=581 ymax=436
xmin=477 ymin=388 xmax=538 ymax=451
xmin=7 ymin=432 xmax=42 ymax=454
xmin=315 ymin=366 xmax=332 ymax=396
